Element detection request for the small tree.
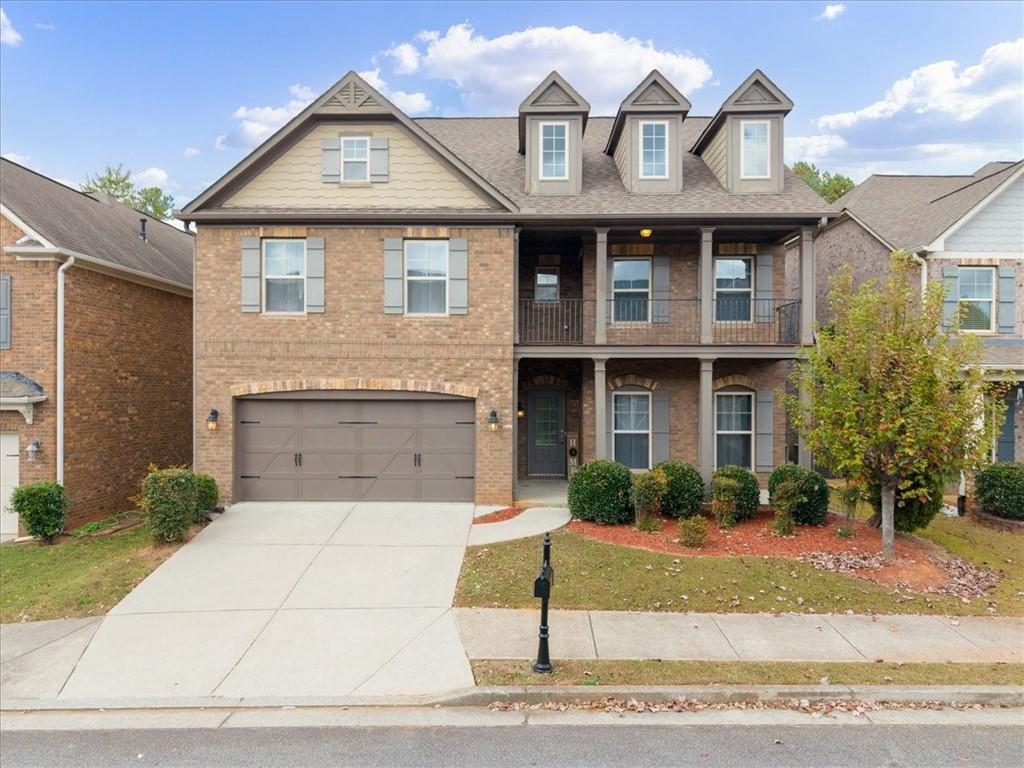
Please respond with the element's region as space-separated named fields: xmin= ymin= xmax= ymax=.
xmin=787 ymin=252 xmax=1004 ymax=559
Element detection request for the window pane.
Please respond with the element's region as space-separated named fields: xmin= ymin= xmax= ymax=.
xmin=343 ymin=160 xmax=368 ymax=181
xmin=615 ymin=434 xmax=650 ymax=469
xmin=265 ymin=279 xmax=304 ymax=312
xmin=407 ymin=280 xmax=446 ymax=314
xmin=717 ymin=434 xmax=752 ymax=470
xmin=961 ymin=300 xmax=993 ymax=330
xmin=613 ymin=260 xmax=650 ymax=290
xmin=715 ymin=259 xmax=751 ymax=290
xmin=742 ymin=122 xmax=769 ymax=177
xmin=715 ymin=294 xmax=752 ymax=321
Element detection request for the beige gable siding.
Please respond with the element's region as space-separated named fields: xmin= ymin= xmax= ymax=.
xmin=704 ymin=124 xmax=728 ymax=188
xmin=224 ymin=123 xmax=492 ymax=209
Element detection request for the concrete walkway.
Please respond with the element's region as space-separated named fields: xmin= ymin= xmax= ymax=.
xmin=455 ymin=608 xmax=1024 ymax=663
xmin=468 ymin=507 xmax=571 ymax=546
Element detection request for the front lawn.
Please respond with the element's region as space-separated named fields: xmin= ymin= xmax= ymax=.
xmin=456 ymin=515 xmax=1023 ymax=616
xmin=0 ymin=524 xmax=182 ymax=622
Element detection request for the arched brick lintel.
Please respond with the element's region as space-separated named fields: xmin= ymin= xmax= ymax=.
xmin=229 ymin=378 xmax=479 ymax=399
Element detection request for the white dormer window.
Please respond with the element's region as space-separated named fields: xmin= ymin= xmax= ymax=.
xmin=539 ymin=122 xmax=568 ymax=180
xmin=639 ymin=121 xmax=668 ymax=179
xmin=740 ymin=120 xmax=770 ymax=179
xmin=342 ymin=137 xmax=370 ymax=182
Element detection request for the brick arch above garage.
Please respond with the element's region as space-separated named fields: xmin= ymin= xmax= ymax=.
xmin=229 ymin=377 xmax=479 ymax=399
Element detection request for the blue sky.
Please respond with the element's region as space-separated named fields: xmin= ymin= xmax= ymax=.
xmin=2 ymin=1 xmax=1022 ymax=210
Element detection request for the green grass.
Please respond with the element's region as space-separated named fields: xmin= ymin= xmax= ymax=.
xmin=456 ymin=516 xmax=1024 ymax=616
xmin=472 ymin=659 xmax=1024 ymax=687
xmin=0 ymin=524 xmax=181 ymax=622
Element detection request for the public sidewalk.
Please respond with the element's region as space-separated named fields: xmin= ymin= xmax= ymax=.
xmin=455 ymin=608 xmax=1024 ymax=663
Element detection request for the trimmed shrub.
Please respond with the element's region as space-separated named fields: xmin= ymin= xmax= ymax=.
xmin=677 ymin=515 xmax=709 ymax=548
xmin=768 ymin=464 xmax=830 ymax=526
xmin=711 ymin=476 xmax=739 ymax=530
xmin=195 ymin=474 xmax=220 ymax=519
xmin=631 ymin=469 xmax=667 ymax=531
xmin=867 ymin=479 xmax=943 ymax=532
xmin=141 ymin=467 xmax=198 ymax=543
xmin=712 ymin=465 xmax=760 ymax=521
xmin=975 ymin=463 xmax=1024 ymax=520
xmin=11 ymin=482 xmax=69 ymax=543
xmin=568 ymin=460 xmax=633 ymax=525
xmin=656 ymin=460 xmax=705 ymax=518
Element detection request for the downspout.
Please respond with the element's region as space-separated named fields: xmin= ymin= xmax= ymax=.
xmin=56 ymin=256 xmax=75 ymax=485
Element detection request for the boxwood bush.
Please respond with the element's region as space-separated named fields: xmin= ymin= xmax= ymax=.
xmin=768 ymin=464 xmax=829 ymax=526
xmin=195 ymin=473 xmax=220 ymax=520
xmin=141 ymin=467 xmax=197 ymax=543
xmin=655 ymin=460 xmax=705 ymax=518
xmin=568 ymin=460 xmax=633 ymax=525
xmin=712 ymin=465 xmax=760 ymax=521
xmin=11 ymin=481 xmax=69 ymax=543
xmin=975 ymin=463 xmax=1024 ymax=521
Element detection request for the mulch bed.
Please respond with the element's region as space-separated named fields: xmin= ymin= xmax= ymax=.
xmin=474 ymin=506 xmax=525 ymax=525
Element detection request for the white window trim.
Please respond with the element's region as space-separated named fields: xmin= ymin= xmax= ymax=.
xmin=957 ymin=266 xmax=997 ymax=334
xmin=403 ymin=239 xmax=450 ymax=317
xmin=713 ymin=255 xmax=755 ymax=323
xmin=714 ymin=390 xmax=755 ymax=471
xmin=341 ymin=136 xmax=370 ymax=183
xmin=613 ymin=390 xmax=653 ymax=470
xmin=535 ymin=266 xmax=560 ymax=302
xmin=739 ymin=119 xmax=771 ymax=180
xmin=538 ymin=121 xmax=569 ymax=181
xmin=261 ymin=239 xmax=306 ymax=315
xmin=612 ymin=256 xmax=652 ymax=324
xmin=637 ymin=120 xmax=669 ymax=180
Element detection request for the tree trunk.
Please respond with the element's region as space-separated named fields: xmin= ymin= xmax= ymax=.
xmin=880 ymin=480 xmax=896 ymax=560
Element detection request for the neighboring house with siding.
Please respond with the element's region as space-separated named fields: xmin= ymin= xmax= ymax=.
xmin=0 ymin=158 xmax=193 ymax=538
xmin=178 ymin=68 xmax=831 ymax=507
xmin=795 ymin=160 xmax=1023 ymax=465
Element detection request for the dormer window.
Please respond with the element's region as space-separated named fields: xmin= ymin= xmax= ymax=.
xmin=342 ymin=137 xmax=370 ymax=181
xmin=639 ymin=121 xmax=668 ymax=179
xmin=540 ymin=122 xmax=568 ymax=180
xmin=740 ymin=120 xmax=770 ymax=179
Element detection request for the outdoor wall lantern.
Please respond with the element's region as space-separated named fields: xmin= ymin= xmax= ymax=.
xmin=24 ymin=439 xmax=40 ymax=463
xmin=639 ymin=227 xmax=653 ymax=238
xmin=206 ymin=409 xmax=220 ymax=431
xmin=517 ymin=401 xmax=525 ymax=419
xmin=488 ymin=409 xmax=500 ymax=432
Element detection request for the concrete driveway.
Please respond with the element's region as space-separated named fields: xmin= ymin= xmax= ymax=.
xmin=58 ymin=502 xmax=476 ymax=700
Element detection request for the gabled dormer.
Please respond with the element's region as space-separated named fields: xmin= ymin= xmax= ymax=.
xmin=691 ymin=69 xmax=793 ymax=194
xmin=518 ymin=72 xmax=590 ymax=195
xmin=604 ymin=70 xmax=691 ymax=194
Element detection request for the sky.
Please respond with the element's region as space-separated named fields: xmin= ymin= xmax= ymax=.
xmin=1 ymin=0 xmax=1022 ymax=210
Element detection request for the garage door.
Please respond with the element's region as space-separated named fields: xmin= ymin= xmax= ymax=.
xmin=236 ymin=397 xmax=475 ymax=502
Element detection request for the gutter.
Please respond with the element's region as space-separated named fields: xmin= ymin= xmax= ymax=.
xmin=56 ymin=256 xmax=75 ymax=485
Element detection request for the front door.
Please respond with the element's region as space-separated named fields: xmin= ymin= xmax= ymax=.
xmin=527 ymin=388 xmax=565 ymax=476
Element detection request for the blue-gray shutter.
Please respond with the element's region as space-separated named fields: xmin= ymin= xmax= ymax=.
xmin=0 ymin=275 xmax=10 ymax=349
xmin=449 ymin=238 xmax=468 ymax=314
xmin=652 ymin=254 xmax=669 ymax=323
xmin=306 ymin=237 xmax=325 ymax=313
xmin=755 ymin=389 xmax=774 ymax=472
xmin=755 ymin=252 xmax=773 ymax=323
xmin=370 ymin=137 xmax=389 ymax=183
xmin=383 ymin=238 xmax=404 ymax=314
xmin=241 ymin=237 xmax=261 ymax=313
xmin=942 ymin=266 xmax=960 ymax=330
xmin=606 ymin=390 xmax=614 ymax=462
xmin=321 ymin=138 xmax=340 ymax=182
xmin=652 ymin=388 xmax=670 ymax=464
xmin=998 ymin=264 xmax=1016 ymax=334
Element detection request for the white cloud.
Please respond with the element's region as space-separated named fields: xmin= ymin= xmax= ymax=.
xmin=1 ymin=8 xmax=23 ymax=46
xmin=131 ymin=167 xmax=171 ymax=188
xmin=815 ymin=4 xmax=846 ymax=22
xmin=388 ymin=42 xmax=420 ymax=74
xmin=357 ymin=68 xmax=432 ymax=115
xmin=2 ymin=151 xmax=30 ymax=164
xmin=183 ymin=146 xmax=200 ymax=158
xmin=394 ymin=23 xmax=712 ymax=114
xmin=216 ymin=83 xmax=316 ymax=150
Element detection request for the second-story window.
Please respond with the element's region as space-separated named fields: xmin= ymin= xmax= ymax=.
xmin=613 ymin=258 xmax=650 ymax=322
xmin=639 ymin=121 xmax=668 ymax=179
xmin=540 ymin=122 xmax=568 ymax=180
xmin=715 ymin=256 xmax=753 ymax=322
xmin=263 ymin=239 xmax=306 ymax=313
xmin=740 ymin=120 xmax=770 ymax=179
xmin=405 ymin=240 xmax=448 ymax=315
xmin=959 ymin=266 xmax=995 ymax=332
xmin=342 ymin=137 xmax=370 ymax=181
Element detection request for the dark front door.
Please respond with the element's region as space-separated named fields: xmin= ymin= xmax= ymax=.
xmin=527 ymin=388 xmax=565 ymax=476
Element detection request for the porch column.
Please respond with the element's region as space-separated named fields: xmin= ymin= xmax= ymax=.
xmin=699 ymin=227 xmax=714 ymax=344
xmin=512 ymin=358 xmax=520 ymax=495
xmin=513 ymin=227 xmax=521 ymax=345
xmin=595 ymin=228 xmax=609 ymax=344
xmin=799 ymin=226 xmax=815 ymax=346
xmin=699 ymin=357 xmax=715 ymax=487
xmin=798 ymin=384 xmax=813 ymax=469
xmin=593 ymin=357 xmax=608 ymax=459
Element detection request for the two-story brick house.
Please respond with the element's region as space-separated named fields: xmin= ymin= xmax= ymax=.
xmin=179 ymin=69 xmax=830 ymax=507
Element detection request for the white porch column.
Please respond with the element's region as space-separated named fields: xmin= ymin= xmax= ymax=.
xmin=595 ymin=228 xmax=609 ymax=344
xmin=512 ymin=357 xmax=520 ymax=495
xmin=699 ymin=357 xmax=715 ymax=487
xmin=799 ymin=226 xmax=815 ymax=346
xmin=699 ymin=227 xmax=714 ymax=345
xmin=798 ymin=384 xmax=813 ymax=469
xmin=513 ymin=227 xmax=521 ymax=345
xmin=593 ymin=357 xmax=608 ymax=459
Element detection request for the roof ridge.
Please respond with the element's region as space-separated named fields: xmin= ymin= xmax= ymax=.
xmin=927 ymin=160 xmax=1023 ymax=204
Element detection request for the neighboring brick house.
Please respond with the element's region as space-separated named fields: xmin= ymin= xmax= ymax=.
xmin=1 ymin=159 xmax=193 ymax=536
xmin=179 ymin=69 xmax=831 ymax=507
xmin=797 ymin=160 xmax=1023 ymax=464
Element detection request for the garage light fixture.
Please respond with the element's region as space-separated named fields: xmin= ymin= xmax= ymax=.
xmin=488 ymin=410 xmax=500 ymax=432
xmin=24 ymin=439 xmax=40 ymax=464
xmin=206 ymin=409 xmax=220 ymax=431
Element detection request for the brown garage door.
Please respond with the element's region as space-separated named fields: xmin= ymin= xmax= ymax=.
xmin=236 ymin=397 xmax=475 ymax=502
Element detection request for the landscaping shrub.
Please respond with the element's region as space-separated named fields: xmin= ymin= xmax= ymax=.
xmin=195 ymin=473 xmax=220 ymax=520
xmin=631 ymin=469 xmax=667 ymax=531
xmin=141 ymin=467 xmax=197 ymax=543
xmin=711 ymin=476 xmax=739 ymax=530
xmin=768 ymin=464 xmax=830 ymax=526
xmin=11 ymin=482 xmax=69 ymax=543
xmin=769 ymin=478 xmax=802 ymax=536
xmin=568 ymin=460 xmax=633 ymax=525
xmin=655 ymin=460 xmax=705 ymax=518
xmin=867 ymin=479 xmax=943 ymax=532
xmin=712 ymin=465 xmax=760 ymax=521
xmin=975 ymin=463 xmax=1024 ymax=520
xmin=677 ymin=515 xmax=709 ymax=548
